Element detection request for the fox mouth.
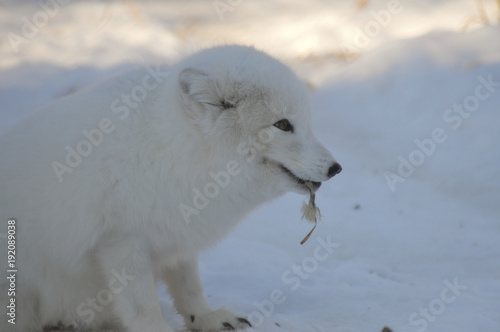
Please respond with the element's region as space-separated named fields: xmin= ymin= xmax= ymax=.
xmin=279 ymin=165 xmax=322 ymax=192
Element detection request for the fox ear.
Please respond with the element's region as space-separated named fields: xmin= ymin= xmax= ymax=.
xmin=178 ymin=68 xmax=222 ymax=121
xmin=178 ymin=68 xmax=209 ymax=98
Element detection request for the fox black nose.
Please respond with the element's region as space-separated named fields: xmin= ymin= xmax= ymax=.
xmin=327 ymin=163 xmax=342 ymax=178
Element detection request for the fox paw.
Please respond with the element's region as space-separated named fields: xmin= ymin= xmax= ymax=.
xmin=187 ymin=308 xmax=252 ymax=331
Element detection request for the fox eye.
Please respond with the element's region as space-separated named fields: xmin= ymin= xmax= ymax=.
xmin=273 ymin=119 xmax=294 ymax=133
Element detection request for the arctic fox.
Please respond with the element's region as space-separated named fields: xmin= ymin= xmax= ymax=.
xmin=0 ymin=45 xmax=341 ymax=331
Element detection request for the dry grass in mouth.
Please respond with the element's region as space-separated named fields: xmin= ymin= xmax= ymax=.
xmin=300 ymin=181 xmax=322 ymax=245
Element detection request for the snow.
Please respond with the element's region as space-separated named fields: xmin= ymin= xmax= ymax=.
xmin=1 ymin=0 xmax=499 ymax=331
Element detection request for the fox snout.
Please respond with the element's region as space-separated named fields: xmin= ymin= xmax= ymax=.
xmin=327 ymin=162 xmax=342 ymax=178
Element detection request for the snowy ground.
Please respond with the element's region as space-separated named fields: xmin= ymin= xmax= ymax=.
xmin=1 ymin=0 xmax=500 ymax=331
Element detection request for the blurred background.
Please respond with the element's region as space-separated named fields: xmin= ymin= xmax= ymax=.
xmin=1 ymin=1 xmax=499 ymax=331
xmin=1 ymin=0 xmax=499 ymax=126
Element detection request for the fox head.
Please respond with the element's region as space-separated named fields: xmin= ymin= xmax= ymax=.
xmin=177 ymin=45 xmax=341 ymax=195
